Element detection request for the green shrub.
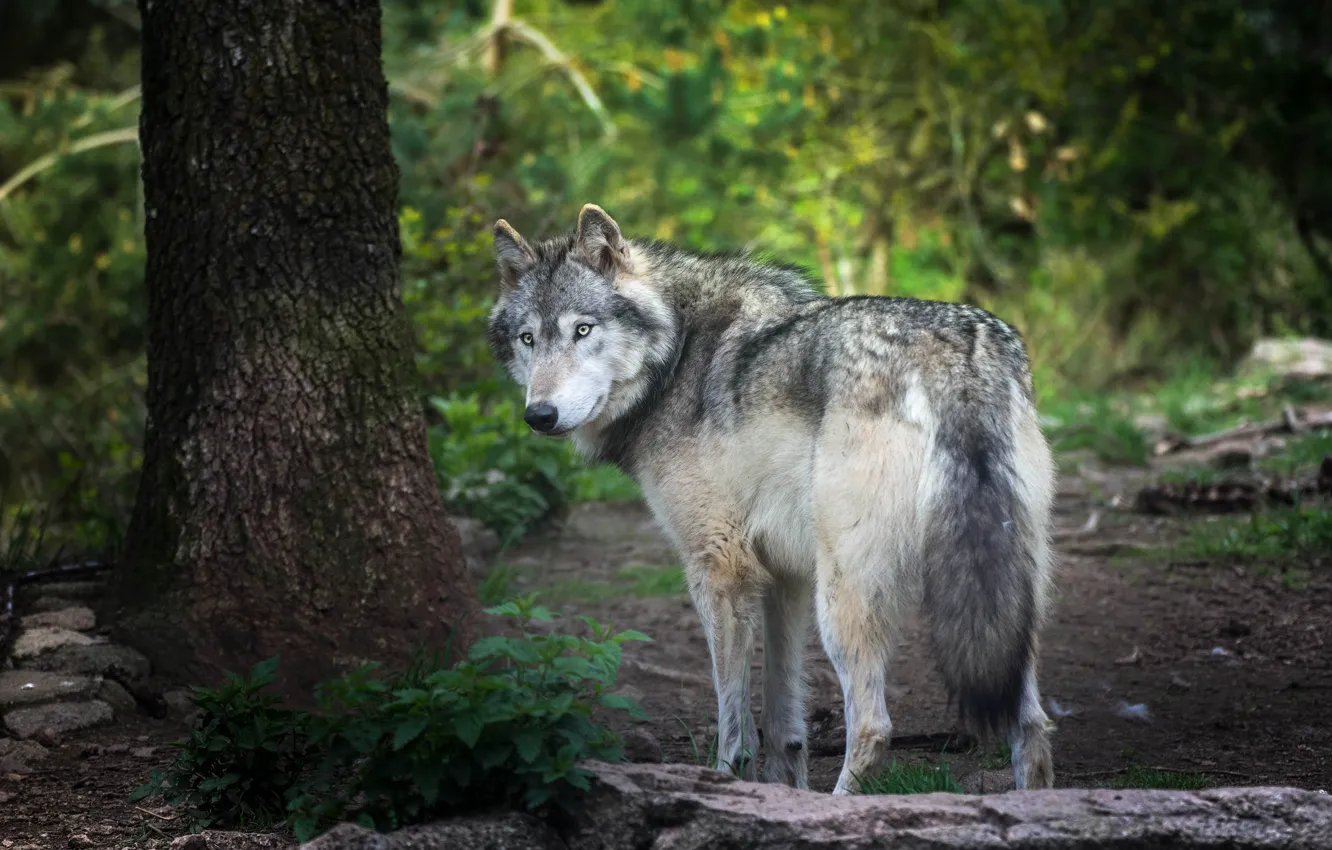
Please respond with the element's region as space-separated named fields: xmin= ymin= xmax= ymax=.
xmin=427 ymin=394 xmax=582 ymax=546
xmin=130 ymin=656 xmax=313 ymax=830
xmin=131 ymin=597 xmax=651 ymax=841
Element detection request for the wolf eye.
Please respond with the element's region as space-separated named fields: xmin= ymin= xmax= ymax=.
xmin=519 ymin=332 xmax=534 ymax=346
xmin=575 ymin=324 xmax=592 ymax=338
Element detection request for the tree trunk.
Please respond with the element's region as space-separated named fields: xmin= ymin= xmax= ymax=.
xmin=111 ymin=0 xmax=480 ymax=696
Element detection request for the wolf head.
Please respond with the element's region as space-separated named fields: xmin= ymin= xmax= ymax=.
xmin=486 ymin=204 xmax=676 ymax=440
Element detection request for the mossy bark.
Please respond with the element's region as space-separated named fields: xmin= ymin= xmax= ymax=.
xmin=111 ymin=0 xmax=479 ymax=696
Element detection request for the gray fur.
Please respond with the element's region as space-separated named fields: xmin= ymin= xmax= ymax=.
xmin=487 ymin=205 xmax=1057 ymax=793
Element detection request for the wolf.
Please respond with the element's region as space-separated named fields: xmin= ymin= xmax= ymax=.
xmin=486 ymin=204 xmax=1057 ymax=794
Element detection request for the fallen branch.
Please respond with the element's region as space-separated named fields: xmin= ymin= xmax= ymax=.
xmin=1154 ymin=409 xmax=1332 ymax=457
xmin=622 ymin=659 xmax=713 ymax=688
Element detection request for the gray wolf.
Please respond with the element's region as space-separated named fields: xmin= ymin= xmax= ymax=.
xmin=486 ymin=204 xmax=1057 ymax=794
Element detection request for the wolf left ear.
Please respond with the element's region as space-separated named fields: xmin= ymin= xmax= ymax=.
xmin=574 ymin=203 xmax=631 ymax=279
xmin=493 ymin=219 xmax=537 ymax=292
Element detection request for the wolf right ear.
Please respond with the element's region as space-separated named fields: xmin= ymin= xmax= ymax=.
xmin=493 ymin=219 xmax=537 ymax=292
xmin=574 ymin=203 xmax=631 ymax=279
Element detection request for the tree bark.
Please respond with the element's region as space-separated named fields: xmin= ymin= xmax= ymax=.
xmin=111 ymin=0 xmax=479 ymax=696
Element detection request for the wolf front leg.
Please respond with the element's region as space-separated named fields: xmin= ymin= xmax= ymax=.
xmin=684 ymin=528 xmax=765 ymax=781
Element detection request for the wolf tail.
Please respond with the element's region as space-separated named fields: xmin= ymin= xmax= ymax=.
xmin=920 ymin=402 xmax=1052 ymax=738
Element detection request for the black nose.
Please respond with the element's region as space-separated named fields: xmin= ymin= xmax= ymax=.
xmin=524 ymin=402 xmax=560 ymax=433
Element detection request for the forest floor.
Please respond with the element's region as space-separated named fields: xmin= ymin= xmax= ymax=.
xmin=2 ymin=407 xmax=1330 ymax=848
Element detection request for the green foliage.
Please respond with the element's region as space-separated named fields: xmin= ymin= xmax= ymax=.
xmin=130 ymin=656 xmax=313 ymax=831
xmin=538 ymin=564 xmax=686 ymax=607
xmin=856 ymin=760 xmax=963 ymax=795
xmin=131 ymin=599 xmax=651 ymax=841
xmin=1182 ymin=504 xmax=1332 ymax=562
xmin=7 ymin=0 xmax=1332 ymax=547
xmin=1043 ymin=398 xmax=1149 ymax=466
xmin=1113 ymin=767 xmax=1211 ymax=791
xmin=427 ymin=394 xmax=581 ymax=545
xmin=0 ymin=496 xmax=49 ymax=572
xmin=1261 ymin=430 xmax=1332 ymax=477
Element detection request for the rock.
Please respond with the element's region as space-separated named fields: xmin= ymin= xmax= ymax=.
xmin=20 ymin=605 xmax=96 ymax=631
xmin=453 ymin=516 xmax=502 ymax=577
xmin=300 ymin=762 xmax=1332 ymax=850
xmin=132 ymin=746 xmax=159 ymax=760
xmin=1240 ymin=337 xmax=1332 ymax=379
xmin=0 ymin=671 xmax=102 ymax=709
xmin=11 ymin=627 xmax=98 ymax=660
xmin=621 ymin=728 xmax=662 ymax=763
xmin=169 ymin=832 xmax=294 ymax=850
xmin=19 ymin=643 xmax=151 ymax=678
xmin=16 ymin=580 xmax=106 ymax=603
xmin=958 ymin=768 xmax=1017 ymax=794
xmin=4 ymin=700 xmax=113 ymax=740
xmin=0 ymin=738 xmax=50 ymax=773
xmin=97 ymin=679 xmax=139 ymax=714
xmin=302 ymin=816 xmax=558 ymax=850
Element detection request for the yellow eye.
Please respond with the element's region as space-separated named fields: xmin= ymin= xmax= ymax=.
xmin=576 ymin=324 xmax=592 ymax=337
xmin=520 ymin=332 xmax=534 ymax=346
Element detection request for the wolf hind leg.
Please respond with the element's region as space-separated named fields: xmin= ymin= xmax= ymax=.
xmin=760 ymin=571 xmax=813 ymax=788
xmin=685 ymin=526 xmax=765 ymax=781
xmin=815 ymin=560 xmax=896 ymax=796
xmin=1008 ymin=656 xmax=1054 ymax=789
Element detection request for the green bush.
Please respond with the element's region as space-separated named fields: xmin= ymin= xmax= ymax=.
xmin=130 ymin=656 xmax=314 ymax=830
xmin=132 ymin=597 xmax=651 ymax=841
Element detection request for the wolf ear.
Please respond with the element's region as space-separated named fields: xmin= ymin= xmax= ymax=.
xmin=493 ymin=219 xmax=536 ymax=292
xmin=574 ymin=203 xmax=631 ymax=279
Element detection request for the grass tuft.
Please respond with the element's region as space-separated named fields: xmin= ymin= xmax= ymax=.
xmin=857 ymin=759 xmax=963 ymax=795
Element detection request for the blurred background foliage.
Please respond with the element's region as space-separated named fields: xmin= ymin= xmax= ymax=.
xmin=2 ymin=0 xmax=1331 ymax=552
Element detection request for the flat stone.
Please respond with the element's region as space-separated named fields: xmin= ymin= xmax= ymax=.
xmin=11 ymin=627 xmax=98 ymax=659
xmin=303 ymin=762 xmax=1332 ymax=850
xmin=958 ymin=767 xmax=1017 ymax=794
xmin=20 ymin=605 xmax=96 ymax=631
xmin=170 ymin=831 xmax=294 ymax=850
xmin=17 ymin=580 xmax=106 ymax=602
xmin=0 ymin=738 xmax=50 ymax=773
xmin=97 ymin=679 xmax=139 ymax=714
xmin=0 ymin=670 xmax=101 ymax=709
xmin=19 ymin=642 xmax=151 ymax=678
xmin=3 ymin=700 xmax=113 ymax=740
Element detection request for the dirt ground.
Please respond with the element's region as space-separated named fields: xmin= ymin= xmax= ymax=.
xmin=2 ymin=455 xmax=1329 ymax=848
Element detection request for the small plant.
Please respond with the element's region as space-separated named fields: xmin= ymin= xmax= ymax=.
xmin=978 ymin=742 xmax=1012 ymax=771
xmin=427 ymin=394 xmax=583 ymax=546
xmin=1 ymin=497 xmax=49 ymax=572
xmin=1260 ymin=429 xmax=1332 ymax=477
xmin=539 ymin=565 xmax=686 ymax=607
xmin=1182 ymin=503 xmax=1332 ymax=561
xmin=130 ymin=656 xmax=313 ymax=831
xmin=1113 ymin=766 xmax=1210 ymax=790
xmin=133 ymin=598 xmax=652 ymax=842
xmin=291 ymin=596 xmax=651 ymax=837
xmin=856 ymin=759 xmax=963 ymax=795
xmin=1044 ymin=399 xmax=1149 ymax=466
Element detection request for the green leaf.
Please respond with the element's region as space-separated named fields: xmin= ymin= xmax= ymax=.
xmin=452 ymin=713 xmax=484 ymax=749
xmin=513 ymin=730 xmax=545 ymax=763
xmin=393 ymin=716 xmax=429 ymax=751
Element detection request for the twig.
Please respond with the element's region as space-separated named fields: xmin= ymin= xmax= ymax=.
xmin=499 ymin=19 xmax=616 ymax=139
xmin=622 ymin=659 xmax=712 ymax=688
xmin=133 ymin=806 xmax=177 ymax=822
xmin=0 ymin=127 xmax=140 ymax=203
xmin=1157 ymin=410 xmax=1332 ymax=456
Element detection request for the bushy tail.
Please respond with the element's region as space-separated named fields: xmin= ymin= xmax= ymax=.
xmin=921 ymin=413 xmax=1046 ymax=738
